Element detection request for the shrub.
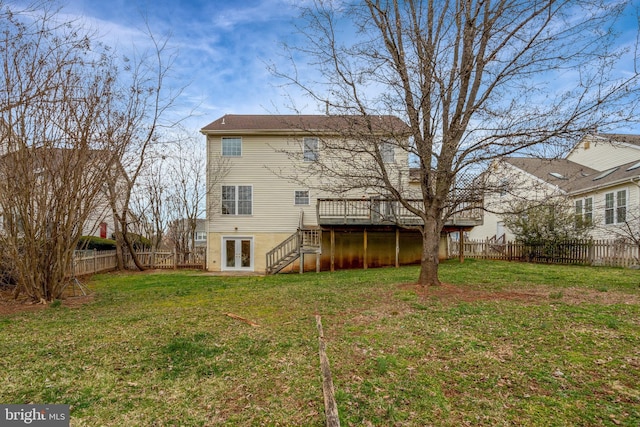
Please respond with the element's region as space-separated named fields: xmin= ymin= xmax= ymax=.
xmin=77 ymin=236 xmax=117 ymax=251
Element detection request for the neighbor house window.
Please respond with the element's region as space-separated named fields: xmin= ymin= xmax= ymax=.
xmin=616 ymin=190 xmax=626 ymax=223
xmin=195 ymin=232 xmax=207 ymax=241
xmin=294 ymin=190 xmax=310 ymax=206
xmin=605 ymin=190 xmax=626 ymax=225
xmin=222 ymin=137 xmax=242 ymax=157
xmin=303 ymin=137 xmax=318 ymax=162
xmin=499 ymin=178 xmax=509 ymax=197
xmin=222 ymin=185 xmax=252 ymax=215
xmin=575 ymin=197 xmax=593 ymax=227
xmin=584 ymin=197 xmax=593 ymax=224
xmin=605 ymin=193 xmax=614 ymax=224
xmin=380 ymin=141 xmax=394 ymax=163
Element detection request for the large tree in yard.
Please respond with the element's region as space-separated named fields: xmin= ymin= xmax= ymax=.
xmin=0 ymin=1 xmax=180 ymax=300
xmin=276 ymin=0 xmax=640 ymax=285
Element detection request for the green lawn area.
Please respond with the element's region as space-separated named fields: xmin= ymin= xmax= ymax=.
xmin=1 ymin=259 xmax=639 ymax=426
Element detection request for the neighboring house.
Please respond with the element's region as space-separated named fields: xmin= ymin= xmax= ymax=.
xmin=470 ymin=133 xmax=640 ymax=242
xmin=193 ymin=218 xmax=207 ymax=248
xmin=166 ymin=218 xmax=207 ymax=251
xmin=201 ymin=114 xmax=483 ymax=274
xmin=0 ymin=146 xmax=117 ymax=241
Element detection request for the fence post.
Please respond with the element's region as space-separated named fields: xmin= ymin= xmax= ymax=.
xmin=484 ymin=237 xmax=488 ymax=259
xmin=94 ymin=249 xmax=97 ymax=274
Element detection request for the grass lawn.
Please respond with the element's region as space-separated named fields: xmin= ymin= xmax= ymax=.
xmin=0 ymin=259 xmax=639 ymax=426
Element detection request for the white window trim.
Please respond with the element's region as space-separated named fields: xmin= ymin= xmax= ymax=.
xmin=294 ymin=190 xmax=311 ymax=206
xmin=604 ymin=189 xmax=626 ymax=225
xmin=303 ymin=137 xmax=319 ymax=162
xmin=221 ymin=236 xmax=254 ymax=271
xmin=616 ymin=189 xmax=627 ymax=224
xmin=221 ymin=184 xmax=253 ymax=216
xmin=575 ymin=196 xmax=593 ymax=225
xmin=221 ymin=137 xmax=242 ymax=157
xmin=380 ymin=141 xmax=395 ymax=163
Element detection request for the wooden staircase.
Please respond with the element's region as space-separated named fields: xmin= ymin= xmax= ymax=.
xmin=488 ymin=234 xmax=506 ymax=253
xmin=266 ymin=228 xmax=322 ymax=274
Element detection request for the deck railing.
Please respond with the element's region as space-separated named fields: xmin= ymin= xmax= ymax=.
xmin=316 ymin=198 xmax=483 ymax=226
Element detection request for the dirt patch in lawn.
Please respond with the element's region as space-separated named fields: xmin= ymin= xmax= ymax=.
xmin=0 ymin=287 xmax=95 ymax=316
xmin=400 ymin=282 xmax=640 ymax=305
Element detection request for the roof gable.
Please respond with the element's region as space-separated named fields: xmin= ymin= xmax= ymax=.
xmin=566 ymin=132 xmax=640 ymax=159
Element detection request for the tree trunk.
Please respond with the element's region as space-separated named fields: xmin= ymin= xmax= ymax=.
xmin=418 ymin=219 xmax=442 ymax=286
xmin=119 ymin=218 xmax=146 ymax=271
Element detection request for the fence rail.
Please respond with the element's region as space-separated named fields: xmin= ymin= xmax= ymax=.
xmin=450 ymin=238 xmax=640 ymax=268
xmin=72 ymin=247 xmax=206 ymax=276
xmin=73 ymin=250 xmax=118 ymax=276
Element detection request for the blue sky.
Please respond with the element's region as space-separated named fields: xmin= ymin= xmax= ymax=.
xmin=35 ymin=0 xmax=640 ymax=137
xmin=62 ymin=0 xmax=310 ymax=134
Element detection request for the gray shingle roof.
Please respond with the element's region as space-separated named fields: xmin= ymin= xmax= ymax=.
xmin=504 ymin=156 xmax=640 ymax=195
xmin=201 ymin=114 xmax=410 ymax=134
xmin=594 ymin=133 xmax=640 ymax=147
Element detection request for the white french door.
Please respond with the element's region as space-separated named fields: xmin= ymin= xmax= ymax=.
xmin=222 ymin=237 xmax=253 ymax=271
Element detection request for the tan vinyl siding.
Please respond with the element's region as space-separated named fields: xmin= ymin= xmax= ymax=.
xmin=208 ymin=135 xmax=321 ymax=234
xmin=207 ymin=134 xmax=410 ymax=234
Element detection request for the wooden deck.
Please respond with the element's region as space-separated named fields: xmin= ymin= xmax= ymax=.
xmin=316 ymin=198 xmax=483 ymax=228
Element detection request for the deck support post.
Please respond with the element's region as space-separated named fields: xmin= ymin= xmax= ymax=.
xmin=395 ymin=228 xmax=400 ymax=268
xmin=300 ymin=252 xmax=304 ymax=274
xmin=363 ymin=228 xmax=368 ymax=270
xmin=330 ymin=229 xmax=335 ymax=272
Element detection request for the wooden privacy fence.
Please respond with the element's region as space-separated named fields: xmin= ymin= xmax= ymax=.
xmin=72 ymin=247 xmax=206 ymax=276
xmin=72 ymin=250 xmax=118 ymax=276
xmin=450 ymin=238 xmax=640 ymax=268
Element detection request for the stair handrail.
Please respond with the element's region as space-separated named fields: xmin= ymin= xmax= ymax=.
xmin=266 ymin=230 xmax=301 ymax=274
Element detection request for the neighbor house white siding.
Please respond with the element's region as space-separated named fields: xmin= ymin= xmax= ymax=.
xmin=567 ymin=135 xmax=640 ymax=171
xmin=468 ymin=161 xmax=566 ymax=241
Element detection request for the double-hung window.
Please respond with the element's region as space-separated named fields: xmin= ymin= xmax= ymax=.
xmin=574 ymin=197 xmax=593 ymax=227
xmin=222 ymin=137 xmax=242 ymax=157
xmin=303 ymin=137 xmax=318 ymax=162
xmin=294 ymin=190 xmax=310 ymax=206
xmin=380 ymin=141 xmax=395 ymax=163
xmin=222 ymin=185 xmax=252 ymax=215
xmin=616 ymin=190 xmax=626 ymax=223
xmin=605 ymin=190 xmax=626 ymax=225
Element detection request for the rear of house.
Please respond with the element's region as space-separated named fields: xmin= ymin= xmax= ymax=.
xmin=202 ymin=114 xmax=483 ymax=274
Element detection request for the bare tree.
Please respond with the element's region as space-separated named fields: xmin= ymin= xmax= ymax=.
xmin=128 ymin=153 xmax=172 ymax=251
xmin=164 ymin=134 xmax=227 ymax=262
xmin=0 ymin=1 xmax=185 ymax=300
xmin=0 ymin=1 xmax=121 ymax=301
xmin=102 ymin=24 xmax=184 ymax=271
xmin=275 ymin=0 xmax=640 ymax=285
